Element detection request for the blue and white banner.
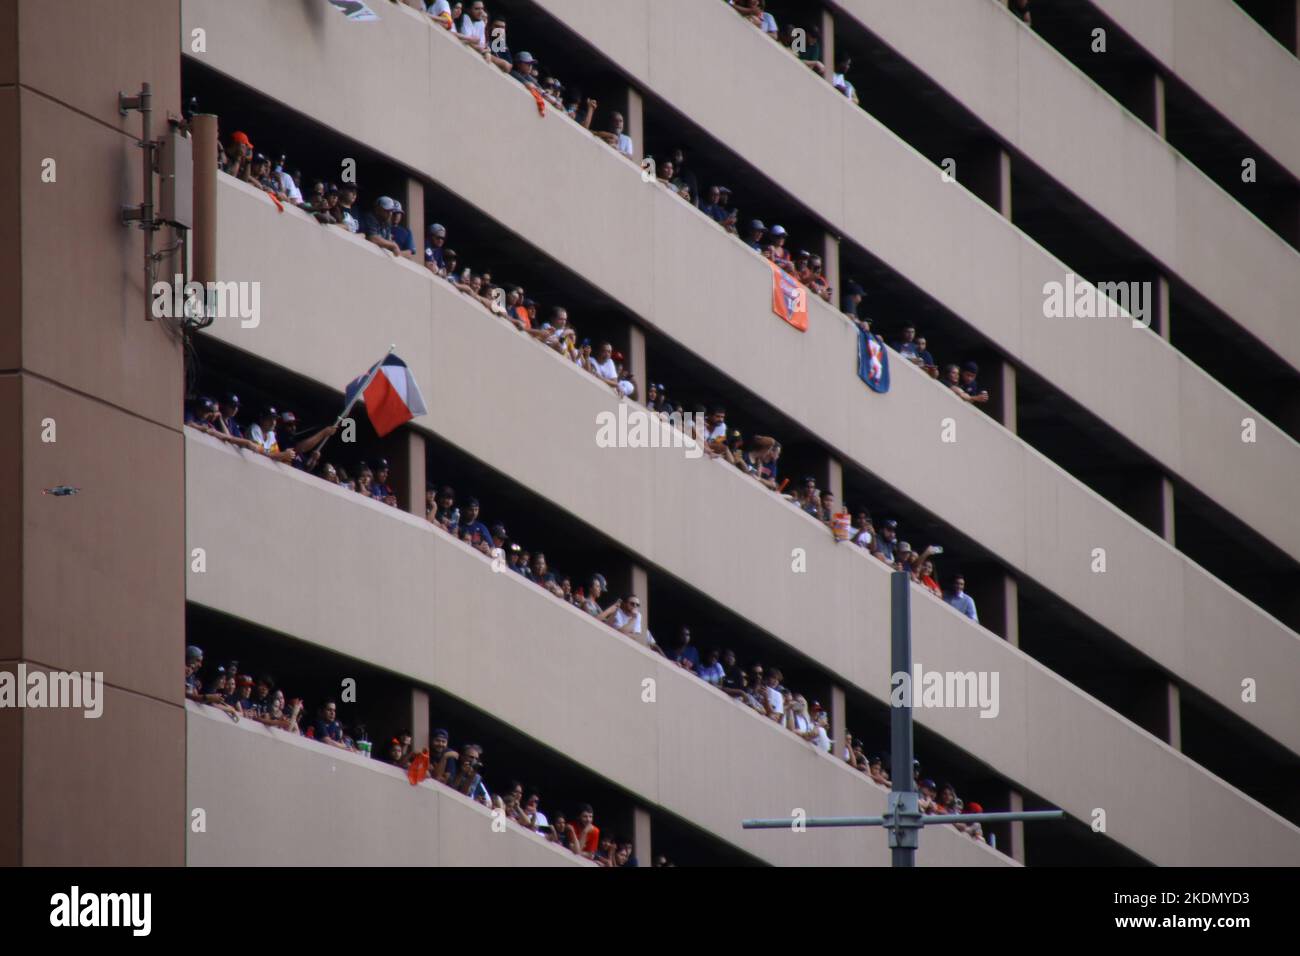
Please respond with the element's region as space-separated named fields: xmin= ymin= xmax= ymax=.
xmin=857 ymin=327 xmax=890 ymax=393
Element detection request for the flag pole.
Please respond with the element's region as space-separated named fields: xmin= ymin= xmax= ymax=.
xmin=315 ymin=343 xmax=398 ymax=459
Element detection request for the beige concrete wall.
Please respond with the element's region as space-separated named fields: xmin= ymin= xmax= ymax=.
xmin=185 ymin=433 xmax=1008 ymax=867
xmin=1 ymin=0 xmax=186 ymax=866
xmin=180 ymin=0 xmax=1300 ymax=592
xmin=187 ymin=421 xmax=1300 ymax=865
xmin=1088 ymin=0 xmax=1300 ymax=180
xmin=205 ymin=176 xmax=1300 ymax=764
xmin=829 ymin=0 xmax=1300 ymax=375
xmin=187 ymin=703 xmax=592 ymax=867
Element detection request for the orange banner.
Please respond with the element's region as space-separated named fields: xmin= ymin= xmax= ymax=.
xmin=769 ymin=260 xmax=808 ymax=332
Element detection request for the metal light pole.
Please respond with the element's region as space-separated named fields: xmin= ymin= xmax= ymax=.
xmin=742 ymin=570 xmax=1063 ymax=865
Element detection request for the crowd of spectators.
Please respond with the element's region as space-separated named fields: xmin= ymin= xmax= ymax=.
xmin=424 ymin=1 xmax=611 ymax=129
xmin=184 ymin=642 xmax=660 ymax=866
xmin=198 ymin=5 xmax=1005 ymax=849
xmin=186 ymin=380 xmax=984 ymax=822
xmin=840 ymin=741 xmax=988 ymax=842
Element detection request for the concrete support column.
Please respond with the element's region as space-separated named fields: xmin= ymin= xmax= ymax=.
xmin=825 ymin=456 xmax=844 ymax=513
xmin=392 ymin=430 xmax=426 ymax=518
xmin=996 ymin=359 xmax=1017 ymax=433
xmin=626 ymin=87 xmax=644 ymax=164
xmin=627 ymin=323 xmax=647 ymax=405
xmin=191 ymin=114 xmax=218 ymax=285
xmin=822 ymin=231 xmax=841 ymax=308
xmin=1128 ymin=71 xmax=1166 ymax=137
xmin=411 ymin=687 xmax=430 ymax=753
xmin=405 ymin=177 xmax=424 ymax=256
xmin=1134 ymin=674 xmax=1182 ymax=748
xmin=1152 ymin=73 xmax=1166 ymax=139
xmin=830 ymin=684 xmax=847 ymax=759
xmin=820 ymin=8 xmax=836 ymax=78
xmin=974 ymin=572 xmax=1018 ymax=645
xmin=1160 ymin=476 xmax=1175 ymax=546
xmin=1155 ymin=274 xmax=1171 ymax=342
xmin=1007 ymin=789 xmax=1026 ymax=864
xmin=1166 ymin=681 xmax=1182 ymax=751
xmin=1002 ymin=575 xmax=1019 ymax=648
xmin=633 ymin=806 xmax=653 ymax=868
xmin=961 ymin=146 xmax=1012 ymax=219
xmin=996 ymin=148 xmax=1012 ymax=219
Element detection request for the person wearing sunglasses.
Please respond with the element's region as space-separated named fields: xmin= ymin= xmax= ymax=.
xmin=599 ymin=594 xmax=664 ymax=655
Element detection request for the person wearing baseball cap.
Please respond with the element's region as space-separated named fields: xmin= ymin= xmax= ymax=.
xmin=390 ymin=199 xmax=417 ymax=259
xmin=235 ymin=675 xmax=259 ymax=715
xmin=369 ymin=458 xmax=394 ymax=501
xmin=745 ymin=219 xmax=767 ymax=251
xmin=185 ymin=645 xmax=205 ymax=699
xmin=223 ymin=130 xmax=254 ymax=181
xmin=216 ymin=393 xmax=244 ymax=440
xmin=426 ymin=222 xmax=449 ymax=274
xmin=768 ymin=224 xmax=792 ymax=269
xmin=429 ymin=728 xmax=458 ymax=783
xmin=363 ymin=198 xmax=403 ymax=258
xmin=957 ymin=361 xmax=990 ymax=405
xmin=510 ymin=51 xmax=538 ymax=86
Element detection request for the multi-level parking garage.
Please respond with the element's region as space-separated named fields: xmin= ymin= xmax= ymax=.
xmin=3 ymin=0 xmax=1297 ymax=867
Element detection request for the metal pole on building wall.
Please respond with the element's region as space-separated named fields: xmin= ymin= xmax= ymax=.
xmin=887 ymin=570 xmax=920 ymax=867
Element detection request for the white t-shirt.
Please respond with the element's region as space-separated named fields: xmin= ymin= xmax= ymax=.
xmin=248 ymin=423 xmax=277 ymax=452
xmin=427 ymin=0 xmax=451 ymax=15
xmin=276 ymin=169 xmax=302 ymax=204
xmin=593 ymin=357 xmax=618 ymax=382
xmin=616 ymin=133 xmax=633 ymax=157
xmin=833 ymin=73 xmax=857 ymax=101
xmin=853 ymin=529 xmax=873 ymax=548
xmin=459 ymin=15 xmax=486 ymax=48
xmin=707 ymin=422 xmax=727 ymax=443
xmin=765 ymin=685 xmax=785 ymax=717
xmin=611 ymin=608 xmax=656 ymax=646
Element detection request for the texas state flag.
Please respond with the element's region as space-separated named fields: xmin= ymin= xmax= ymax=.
xmin=344 ymin=352 xmax=428 ymax=437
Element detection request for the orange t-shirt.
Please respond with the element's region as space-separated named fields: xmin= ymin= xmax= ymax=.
xmin=514 ymin=306 xmax=531 ymax=330
xmin=576 ymin=824 xmax=600 ymax=854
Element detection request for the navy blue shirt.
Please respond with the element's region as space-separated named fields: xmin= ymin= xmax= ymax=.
xmin=701 ymin=203 xmax=727 ymax=222
xmin=392 ymin=224 xmax=415 ymax=254
xmin=361 ymin=212 xmax=392 ymax=241
xmin=461 ymin=518 xmax=492 ymax=545
xmin=426 ymin=245 xmax=446 ymax=269
xmin=429 ymin=750 xmax=458 ymax=781
xmin=313 ymin=719 xmax=344 ymax=743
